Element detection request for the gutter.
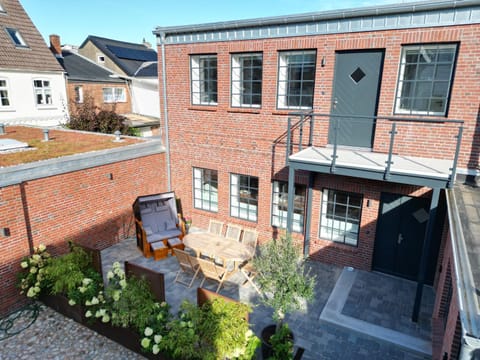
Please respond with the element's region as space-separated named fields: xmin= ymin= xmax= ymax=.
xmin=446 ymin=189 xmax=480 ymax=358
xmin=158 ymin=32 xmax=171 ymax=191
xmin=153 ymin=0 xmax=480 ymax=36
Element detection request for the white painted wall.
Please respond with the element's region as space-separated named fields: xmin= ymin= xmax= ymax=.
xmin=0 ymin=70 xmax=68 ymax=127
xmin=130 ymin=78 xmax=160 ymax=118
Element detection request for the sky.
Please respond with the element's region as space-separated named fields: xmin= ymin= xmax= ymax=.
xmin=21 ymin=0 xmax=418 ymax=48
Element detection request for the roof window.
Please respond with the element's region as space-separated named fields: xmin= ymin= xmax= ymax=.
xmin=6 ymin=28 xmax=28 ymax=47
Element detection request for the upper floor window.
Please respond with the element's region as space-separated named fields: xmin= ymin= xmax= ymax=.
xmin=191 ymin=55 xmax=217 ymax=105
xmin=74 ymin=86 xmax=83 ymax=103
xmin=231 ymin=53 xmax=262 ymax=108
xmin=97 ymin=54 xmax=105 ymax=63
xmin=193 ymin=167 xmax=218 ymax=212
xmin=103 ymin=87 xmax=126 ymax=103
xmin=277 ymin=50 xmax=316 ymax=109
xmin=33 ymin=80 xmax=52 ymax=106
xmin=230 ymin=173 xmax=258 ymax=222
xmin=395 ymin=44 xmax=457 ymax=116
xmin=271 ymin=181 xmax=305 ymax=233
xmin=0 ymin=79 xmax=10 ymax=107
xmin=320 ymin=189 xmax=363 ymax=247
xmin=6 ymin=28 xmax=27 ymax=47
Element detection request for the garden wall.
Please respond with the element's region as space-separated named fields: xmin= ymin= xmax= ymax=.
xmin=0 ymin=141 xmax=167 ymax=316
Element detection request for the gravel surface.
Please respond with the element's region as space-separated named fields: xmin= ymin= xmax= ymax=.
xmin=0 ymin=303 xmax=145 ymax=360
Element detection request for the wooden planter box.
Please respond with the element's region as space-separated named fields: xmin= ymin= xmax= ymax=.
xmin=40 ymin=294 xmax=85 ymax=324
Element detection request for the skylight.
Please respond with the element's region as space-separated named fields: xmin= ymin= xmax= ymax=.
xmin=6 ymin=28 xmax=27 ymax=47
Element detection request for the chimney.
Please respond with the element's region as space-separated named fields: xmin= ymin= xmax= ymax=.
xmin=49 ymin=34 xmax=62 ymax=57
xmin=142 ymin=37 xmax=151 ymax=49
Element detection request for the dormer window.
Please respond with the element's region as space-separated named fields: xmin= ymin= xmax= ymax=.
xmin=6 ymin=28 xmax=27 ymax=47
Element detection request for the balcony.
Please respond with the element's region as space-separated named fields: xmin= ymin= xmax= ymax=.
xmin=285 ymin=113 xmax=464 ymax=189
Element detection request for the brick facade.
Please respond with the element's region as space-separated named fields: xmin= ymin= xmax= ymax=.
xmin=0 ymin=153 xmax=166 ymax=316
xmin=66 ymin=82 xmax=132 ymax=114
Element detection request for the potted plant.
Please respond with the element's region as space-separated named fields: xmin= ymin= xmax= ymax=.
xmin=253 ymin=233 xmax=316 ymax=359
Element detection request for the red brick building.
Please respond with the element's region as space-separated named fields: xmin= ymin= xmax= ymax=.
xmin=154 ymin=1 xmax=480 ymax=358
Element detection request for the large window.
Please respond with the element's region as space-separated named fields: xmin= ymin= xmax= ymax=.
xmin=231 ymin=53 xmax=262 ymax=108
xmin=277 ymin=50 xmax=316 ymax=109
xmin=320 ymin=189 xmax=362 ymax=246
xmin=0 ymin=79 xmax=10 ymax=107
xmin=271 ymin=181 xmax=305 ymax=233
xmin=103 ymin=87 xmax=126 ymax=103
xmin=191 ymin=55 xmax=217 ymax=105
xmin=193 ymin=168 xmax=218 ymax=212
xmin=74 ymin=86 xmax=83 ymax=103
xmin=6 ymin=28 xmax=27 ymax=47
xmin=230 ymin=174 xmax=258 ymax=222
xmin=395 ymin=44 xmax=457 ymax=116
xmin=33 ymin=80 xmax=52 ymax=106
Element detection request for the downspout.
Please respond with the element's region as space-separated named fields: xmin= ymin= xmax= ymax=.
xmin=159 ymin=32 xmax=171 ymax=191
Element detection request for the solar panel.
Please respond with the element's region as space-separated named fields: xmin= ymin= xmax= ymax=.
xmin=106 ymin=45 xmax=157 ymax=62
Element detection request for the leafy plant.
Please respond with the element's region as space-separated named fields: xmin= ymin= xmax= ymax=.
xmin=267 ymin=323 xmax=294 ymax=360
xmin=18 ymin=244 xmax=51 ymax=299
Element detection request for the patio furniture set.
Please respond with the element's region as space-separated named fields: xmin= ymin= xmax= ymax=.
xmin=133 ymin=192 xmax=260 ymax=294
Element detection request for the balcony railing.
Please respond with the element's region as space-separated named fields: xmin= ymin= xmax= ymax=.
xmin=285 ymin=112 xmax=464 ymax=188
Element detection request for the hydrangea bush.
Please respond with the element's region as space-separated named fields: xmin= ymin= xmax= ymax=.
xmin=18 ymin=244 xmax=51 ymax=299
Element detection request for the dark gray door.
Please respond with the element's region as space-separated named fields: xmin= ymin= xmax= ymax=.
xmin=328 ymin=50 xmax=384 ymax=148
xmin=373 ymin=193 xmax=430 ymax=282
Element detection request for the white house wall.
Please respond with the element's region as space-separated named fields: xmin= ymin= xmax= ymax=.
xmin=130 ymin=78 xmax=160 ymax=118
xmin=0 ymin=70 xmax=68 ymax=127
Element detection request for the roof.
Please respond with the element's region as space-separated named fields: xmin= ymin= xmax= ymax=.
xmin=58 ymin=50 xmax=124 ymax=83
xmin=134 ymin=62 xmax=157 ymax=77
xmin=0 ymin=0 xmax=63 ymax=72
xmin=153 ymin=0 xmax=480 ymax=44
xmin=448 ymin=178 xmax=480 ymax=338
xmin=79 ymin=35 xmax=157 ymax=77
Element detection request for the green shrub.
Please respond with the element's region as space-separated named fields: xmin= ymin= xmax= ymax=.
xmin=267 ymin=323 xmax=294 ymax=360
xmin=18 ymin=244 xmax=51 ymax=299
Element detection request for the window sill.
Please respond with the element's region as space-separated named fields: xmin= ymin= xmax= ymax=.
xmin=0 ymin=108 xmax=15 ymax=112
xmin=314 ymin=237 xmax=359 ymax=251
xmin=188 ymin=105 xmax=217 ymax=112
xmin=36 ymin=106 xmax=57 ymax=110
xmin=227 ymin=108 xmax=261 ymax=114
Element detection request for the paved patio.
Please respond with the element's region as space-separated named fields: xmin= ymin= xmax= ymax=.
xmin=102 ymin=236 xmax=434 ymax=360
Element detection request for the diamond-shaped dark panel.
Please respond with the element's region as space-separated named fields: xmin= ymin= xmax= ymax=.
xmin=350 ymin=67 xmax=366 ymax=84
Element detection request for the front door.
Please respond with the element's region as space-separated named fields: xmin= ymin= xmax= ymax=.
xmin=373 ymin=193 xmax=430 ymax=282
xmin=328 ymin=50 xmax=384 ymax=148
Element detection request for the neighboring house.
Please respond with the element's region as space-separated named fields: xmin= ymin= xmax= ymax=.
xmin=154 ymin=1 xmax=480 ymax=358
xmin=0 ymin=0 xmax=68 ymax=126
xmin=78 ymin=35 xmax=160 ymax=119
xmin=49 ymin=34 xmax=131 ymax=114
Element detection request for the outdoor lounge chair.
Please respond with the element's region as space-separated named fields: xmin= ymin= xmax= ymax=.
xmin=225 ymin=223 xmax=243 ymax=242
xmin=197 ymin=257 xmax=231 ymax=293
xmin=173 ymin=248 xmax=200 ymax=288
xmin=132 ymin=191 xmax=185 ymax=259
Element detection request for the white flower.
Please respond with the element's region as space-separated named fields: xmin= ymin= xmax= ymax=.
xmin=20 ymin=261 xmax=29 ymax=269
xmin=160 ymin=301 xmax=167 ymax=307
xmin=245 ymin=329 xmax=253 ymax=339
xmin=30 ymin=267 xmax=37 ymax=274
xmin=82 ymin=278 xmax=92 ymax=286
xmin=141 ymin=337 xmax=151 ymax=349
xmin=90 ymin=296 xmax=99 ymax=305
xmin=85 ymin=310 xmax=92 ymax=318
xmin=112 ymin=290 xmax=121 ymax=302
xmin=144 ymin=327 xmax=153 ymax=336
xmin=107 ymin=271 xmax=114 ymax=280
xmin=26 ymin=287 xmax=36 ymax=298
xmin=38 ymin=244 xmax=46 ymax=252
xmin=32 ymin=254 xmax=41 ymax=261
xmin=85 ymin=300 xmax=92 ymax=306
xmin=119 ymin=279 xmax=127 ymax=289
xmin=152 ymin=344 xmax=160 ymax=354
xmin=79 ymin=286 xmax=87 ymax=293
xmin=154 ymin=335 xmax=162 ymax=344
xmin=34 ymin=286 xmax=40 ymax=294
xmin=101 ymin=314 xmax=110 ymax=323
xmin=68 ymin=299 xmax=76 ymax=306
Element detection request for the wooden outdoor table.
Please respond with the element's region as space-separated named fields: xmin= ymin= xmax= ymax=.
xmin=183 ymin=232 xmax=252 ymax=269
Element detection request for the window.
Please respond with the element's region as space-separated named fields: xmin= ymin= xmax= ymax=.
xmin=320 ymin=189 xmax=363 ymax=246
xmin=271 ymin=181 xmax=305 ymax=233
xmin=231 ymin=53 xmax=262 ymax=108
xmin=395 ymin=44 xmax=457 ymax=116
xmin=230 ymin=174 xmax=258 ymax=222
xmin=277 ymin=50 xmax=316 ymax=109
xmin=0 ymin=79 xmax=10 ymax=107
xmin=193 ymin=168 xmax=218 ymax=212
xmin=33 ymin=80 xmax=52 ymax=106
xmin=74 ymin=86 xmax=83 ymax=103
xmin=103 ymin=87 xmax=126 ymax=103
xmin=191 ymin=55 xmax=217 ymax=105
xmin=6 ymin=28 xmax=27 ymax=47
xmin=97 ymin=54 xmax=105 ymax=63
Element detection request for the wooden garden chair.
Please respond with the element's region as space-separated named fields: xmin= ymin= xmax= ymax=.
xmin=173 ymin=248 xmax=200 ymax=288
xmin=208 ymin=219 xmax=224 ymax=236
xmin=197 ymin=257 xmax=231 ymax=293
xmin=225 ymin=223 xmax=243 ymax=242
xmin=241 ymin=227 xmax=259 ymax=258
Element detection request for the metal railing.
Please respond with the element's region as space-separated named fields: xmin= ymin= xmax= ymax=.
xmin=286 ymin=112 xmax=464 ymax=188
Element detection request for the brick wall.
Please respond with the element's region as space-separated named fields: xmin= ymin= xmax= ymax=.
xmin=158 ymin=24 xmax=478 ymax=270
xmin=67 ymin=82 xmax=132 ymax=114
xmin=0 ymin=153 xmax=166 ymax=316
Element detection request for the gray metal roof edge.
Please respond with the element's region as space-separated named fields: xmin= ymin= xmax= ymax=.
xmin=0 ymin=139 xmax=165 ymax=187
xmin=446 ymin=188 xmax=480 ymax=338
xmin=153 ymin=0 xmax=480 ymax=36
xmin=67 ymin=77 xmax=125 ymax=83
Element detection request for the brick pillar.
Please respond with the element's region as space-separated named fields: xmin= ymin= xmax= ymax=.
xmin=49 ymin=34 xmax=62 ymax=56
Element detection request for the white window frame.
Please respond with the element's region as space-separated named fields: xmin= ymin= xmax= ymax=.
xmin=103 ymin=87 xmax=126 ymax=103
xmin=0 ymin=79 xmax=11 ymax=108
xmin=33 ymin=79 xmax=53 ymax=106
xmin=190 ymin=55 xmax=217 ymax=106
xmin=277 ymin=50 xmax=316 ymax=110
xmin=231 ymin=53 xmax=262 ymax=108
xmin=230 ymin=173 xmax=258 ymax=222
xmin=271 ymin=181 xmax=305 ymax=233
xmin=97 ymin=54 xmax=105 ymax=63
xmin=74 ymin=85 xmax=84 ymax=103
xmin=193 ymin=167 xmax=218 ymax=212
xmin=394 ymin=44 xmax=457 ymax=116
xmin=6 ymin=28 xmax=27 ymax=47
